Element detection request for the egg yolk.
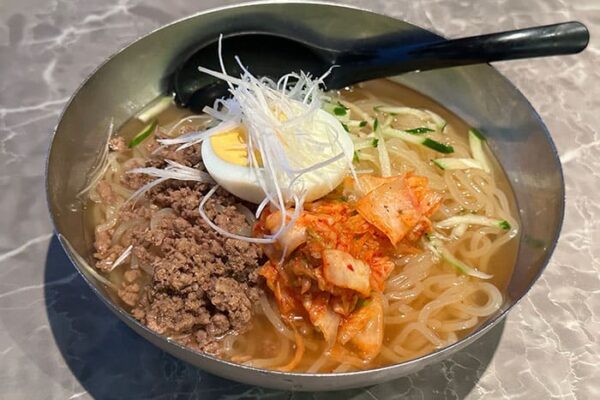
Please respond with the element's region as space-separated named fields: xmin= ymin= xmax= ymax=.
xmin=210 ymin=128 xmax=262 ymax=166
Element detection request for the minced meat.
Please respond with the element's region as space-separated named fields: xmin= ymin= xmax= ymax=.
xmin=93 ymin=139 xmax=265 ymax=355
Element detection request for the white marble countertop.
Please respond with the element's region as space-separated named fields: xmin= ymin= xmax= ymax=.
xmin=1 ymin=0 xmax=598 ymax=399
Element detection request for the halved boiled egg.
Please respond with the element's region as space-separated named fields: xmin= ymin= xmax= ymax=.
xmin=202 ymin=109 xmax=354 ymax=204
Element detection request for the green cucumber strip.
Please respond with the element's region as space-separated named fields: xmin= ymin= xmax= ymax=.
xmin=469 ymin=128 xmax=486 ymax=141
xmin=405 ymin=127 xmax=434 ymax=134
xmin=468 ymin=128 xmax=491 ymax=173
xmin=353 ymin=139 xmax=376 ymax=150
xmin=128 ymin=119 xmax=157 ymax=148
xmin=432 ymin=158 xmax=484 ymax=170
xmin=441 ymin=248 xmax=493 ymax=279
xmin=436 ymin=215 xmax=511 ymax=230
xmin=383 ymin=128 xmax=454 ymax=153
xmin=334 ymin=106 xmax=347 ymax=116
xmin=427 ymin=236 xmax=493 ymax=279
xmin=375 ymin=106 xmax=446 ymax=130
xmin=422 ymin=138 xmax=454 ymax=153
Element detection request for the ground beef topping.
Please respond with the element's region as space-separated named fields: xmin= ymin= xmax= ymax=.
xmin=93 ymin=141 xmax=265 ymax=355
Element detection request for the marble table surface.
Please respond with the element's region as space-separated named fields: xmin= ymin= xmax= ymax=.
xmin=1 ymin=0 xmax=599 ymax=398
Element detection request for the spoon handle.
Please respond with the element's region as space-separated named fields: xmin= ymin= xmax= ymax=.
xmin=330 ymin=21 xmax=589 ymax=88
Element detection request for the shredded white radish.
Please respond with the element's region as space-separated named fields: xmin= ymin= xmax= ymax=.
xmin=78 ymin=119 xmax=114 ymax=197
xmin=159 ymin=35 xmax=355 ymax=243
xmin=126 ymin=160 xmax=214 ymax=202
xmin=158 ymin=119 xmax=240 ymax=150
xmin=198 ymin=185 xmax=276 ymax=244
xmin=115 ymin=35 xmax=357 ymax=245
xmin=255 ymin=197 xmax=270 ymax=219
xmin=375 ymin=129 xmax=392 ymax=177
xmin=162 ymin=115 xmax=212 ymax=138
xmin=109 ymin=244 xmax=133 ymax=272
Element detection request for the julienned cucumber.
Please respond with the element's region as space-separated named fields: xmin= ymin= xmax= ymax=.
xmin=432 ymin=158 xmax=484 ymax=170
xmin=383 ymin=128 xmax=454 ymax=154
xmin=468 ymin=128 xmax=491 ymax=173
xmin=427 ymin=236 xmax=493 ymax=279
xmin=435 ymin=215 xmax=511 ymax=230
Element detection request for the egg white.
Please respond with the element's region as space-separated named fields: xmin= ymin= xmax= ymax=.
xmin=202 ymin=109 xmax=354 ymax=204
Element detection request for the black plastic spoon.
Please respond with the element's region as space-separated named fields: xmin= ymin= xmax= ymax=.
xmin=172 ymin=21 xmax=589 ymax=112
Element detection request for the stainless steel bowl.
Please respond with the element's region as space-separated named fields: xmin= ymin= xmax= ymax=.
xmin=46 ymin=1 xmax=564 ymax=391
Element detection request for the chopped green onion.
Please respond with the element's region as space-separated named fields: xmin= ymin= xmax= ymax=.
xmin=432 ymin=158 xmax=484 ymax=170
xmin=422 ymin=138 xmax=454 ymax=154
xmin=128 ymin=119 xmax=157 ymax=148
xmin=435 ymin=215 xmax=512 ymax=230
xmin=469 ymin=128 xmax=491 ymax=173
xmin=334 ymin=106 xmax=347 ymax=116
xmin=405 ymin=127 xmax=434 ymax=134
xmin=359 ymin=120 xmax=368 ymax=128
xmin=372 ymin=138 xmax=379 ymax=148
